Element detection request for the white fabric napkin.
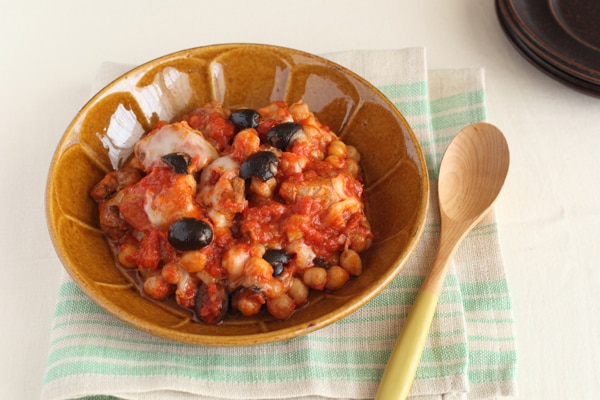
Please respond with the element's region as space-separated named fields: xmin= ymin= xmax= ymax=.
xmin=42 ymin=47 xmax=517 ymax=400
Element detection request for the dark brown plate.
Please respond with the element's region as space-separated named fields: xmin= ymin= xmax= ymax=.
xmin=496 ymin=0 xmax=600 ymax=95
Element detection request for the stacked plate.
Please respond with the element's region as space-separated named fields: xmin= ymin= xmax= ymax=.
xmin=496 ymin=0 xmax=600 ymax=95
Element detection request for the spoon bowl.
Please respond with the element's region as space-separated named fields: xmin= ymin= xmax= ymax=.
xmin=439 ymin=123 xmax=510 ymax=223
xmin=375 ymin=122 xmax=509 ymax=399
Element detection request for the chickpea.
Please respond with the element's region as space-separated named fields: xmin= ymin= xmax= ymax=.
xmin=289 ymin=101 xmax=311 ymax=121
xmin=179 ymin=250 xmax=208 ymax=273
xmin=250 ymin=176 xmax=277 ymax=198
xmin=288 ymin=277 xmax=309 ymax=306
xmin=347 ymin=235 xmax=365 ymax=253
xmin=326 ymin=266 xmax=350 ymax=290
xmin=243 ymin=256 xmax=274 ymax=287
xmin=143 ymin=274 xmax=173 ymax=300
xmin=280 ymin=152 xmax=308 ymax=175
xmin=241 ymin=256 xmax=285 ymax=298
xmin=262 ymin=279 xmax=285 ymax=298
xmin=231 ymin=128 xmax=260 ymax=161
xmin=346 ymin=145 xmax=361 ymax=162
xmin=303 ymin=267 xmax=327 ymax=290
xmin=302 ymin=125 xmax=320 ymax=140
xmin=340 ymin=249 xmax=363 ymax=276
xmin=328 ymin=140 xmax=347 ymax=158
xmin=345 ymin=158 xmax=360 ymax=178
xmin=161 ymin=262 xmax=182 ymax=284
xmin=117 ymin=244 xmax=138 ymax=269
xmin=232 ymin=288 xmax=265 ymax=317
xmin=267 ymin=294 xmax=296 ymax=320
xmin=245 ymin=255 xmax=270 ymax=273
xmin=325 ymin=155 xmax=344 ymax=168
xmin=237 ymin=296 xmax=264 ymax=316
xmin=348 ymin=220 xmax=372 ymax=252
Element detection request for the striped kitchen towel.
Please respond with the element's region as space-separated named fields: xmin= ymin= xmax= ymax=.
xmin=42 ymin=47 xmax=517 ymax=399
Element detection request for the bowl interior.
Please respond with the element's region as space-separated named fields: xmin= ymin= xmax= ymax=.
xmin=46 ymin=44 xmax=429 ymax=346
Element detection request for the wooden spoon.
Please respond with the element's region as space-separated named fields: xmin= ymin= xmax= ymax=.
xmin=375 ymin=122 xmax=510 ymax=399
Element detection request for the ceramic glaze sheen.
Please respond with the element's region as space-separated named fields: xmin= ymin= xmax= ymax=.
xmin=46 ymin=44 xmax=430 ymax=346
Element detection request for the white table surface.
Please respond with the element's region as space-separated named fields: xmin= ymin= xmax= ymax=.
xmin=2 ymin=0 xmax=599 ymax=398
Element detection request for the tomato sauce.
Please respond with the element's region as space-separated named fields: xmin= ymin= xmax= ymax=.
xmin=91 ymin=100 xmax=373 ymax=324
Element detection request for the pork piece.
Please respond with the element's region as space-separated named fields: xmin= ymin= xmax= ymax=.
xmin=134 ymin=121 xmax=218 ymax=173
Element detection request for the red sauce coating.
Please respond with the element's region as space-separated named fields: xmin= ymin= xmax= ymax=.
xmin=91 ymin=100 xmax=373 ymax=324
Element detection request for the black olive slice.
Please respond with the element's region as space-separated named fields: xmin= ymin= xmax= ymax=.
xmin=230 ymin=109 xmax=260 ymax=130
xmin=265 ymin=122 xmax=303 ymax=150
xmin=161 ymin=152 xmax=190 ymax=174
xmin=239 ymin=151 xmax=278 ymax=181
xmin=194 ymin=283 xmax=229 ymax=324
xmin=312 ymin=257 xmax=330 ymax=268
xmin=167 ymin=218 xmax=213 ymax=251
xmin=263 ymin=249 xmax=289 ymax=277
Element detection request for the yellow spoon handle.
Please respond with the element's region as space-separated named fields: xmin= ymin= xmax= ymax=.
xmin=375 ymin=289 xmax=439 ymax=400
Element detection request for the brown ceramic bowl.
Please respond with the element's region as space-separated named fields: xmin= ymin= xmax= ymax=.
xmin=46 ymin=44 xmax=429 ymax=346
